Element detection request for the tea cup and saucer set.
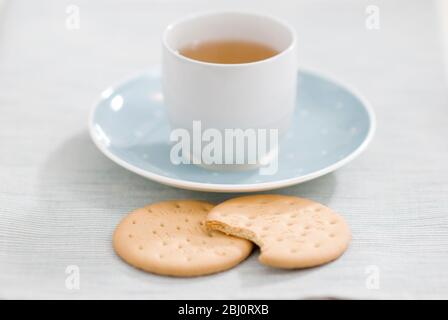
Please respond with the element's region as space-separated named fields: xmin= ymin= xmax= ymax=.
xmin=89 ymin=11 xmax=375 ymax=193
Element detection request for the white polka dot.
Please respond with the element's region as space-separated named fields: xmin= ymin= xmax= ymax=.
xmin=150 ymin=92 xmax=164 ymax=102
xmin=110 ymin=95 xmax=123 ymax=111
xmin=154 ymin=110 xmax=163 ymax=118
xmin=101 ymin=87 xmax=114 ymax=99
xmin=134 ymin=130 xmax=143 ymax=137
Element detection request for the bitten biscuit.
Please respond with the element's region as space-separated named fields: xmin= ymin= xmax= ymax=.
xmin=113 ymin=200 xmax=253 ymax=277
xmin=206 ymin=195 xmax=351 ymax=269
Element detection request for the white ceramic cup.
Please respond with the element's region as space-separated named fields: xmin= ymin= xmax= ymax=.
xmin=162 ymin=11 xmax=297 ymax=170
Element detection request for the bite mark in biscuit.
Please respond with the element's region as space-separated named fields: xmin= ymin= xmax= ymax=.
xmin=206 ymin=195 xmax=351 ymax=269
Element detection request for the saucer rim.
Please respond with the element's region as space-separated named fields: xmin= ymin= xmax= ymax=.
xmin=88 ymin=67 xmax=376 ymax=193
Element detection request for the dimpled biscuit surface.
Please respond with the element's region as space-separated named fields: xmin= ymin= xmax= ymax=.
xmin=206 ymin=195 xmax=351 ymax=269
xmin=113 ymin=200 xmax=253 ymax=277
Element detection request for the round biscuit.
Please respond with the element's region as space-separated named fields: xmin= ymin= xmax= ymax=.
xmin=206 ymin=195 xmax=351 ymax=269
xmin=113 ymin=200 xmax=253 ymax=277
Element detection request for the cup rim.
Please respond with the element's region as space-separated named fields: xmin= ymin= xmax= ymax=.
xmin=162 ymin=11 xmax=297 ymax=67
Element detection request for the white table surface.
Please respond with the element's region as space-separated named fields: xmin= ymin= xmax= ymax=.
xmin=1 ymin=0 xmax=448 ymax=299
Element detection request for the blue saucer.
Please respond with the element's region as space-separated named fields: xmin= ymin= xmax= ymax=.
xmin=89 ymin=68 xmax=375 ymax=192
